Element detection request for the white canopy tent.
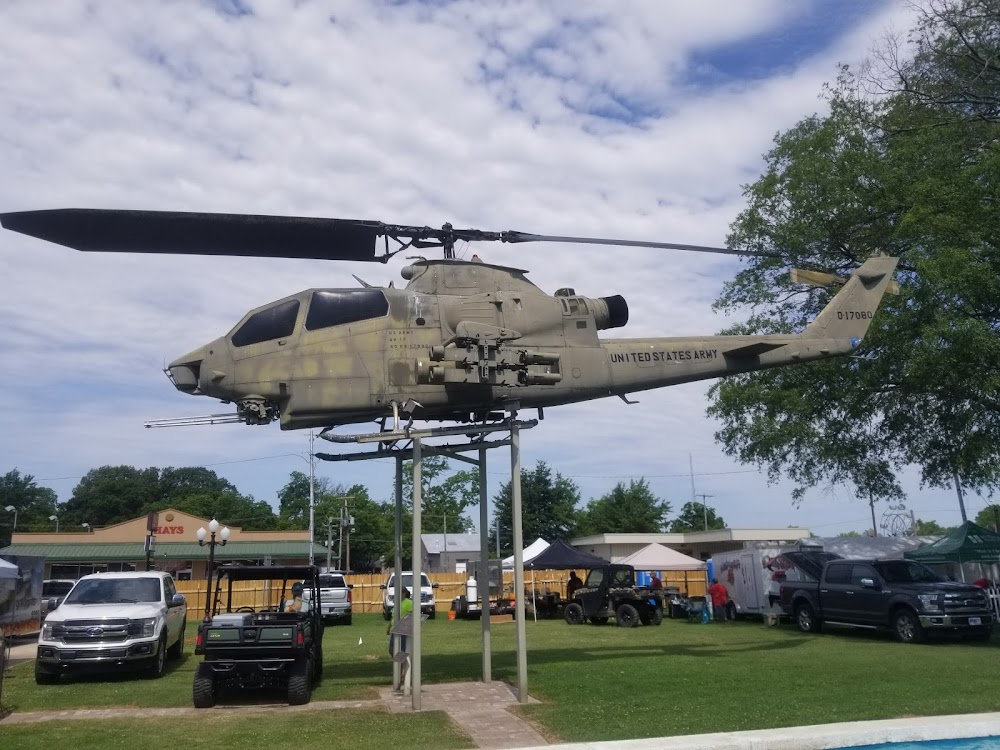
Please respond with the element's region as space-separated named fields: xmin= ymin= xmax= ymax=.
xmin=0 ymin=557 xmax=18 ymax=579
xmin=619 ymin=543 xmax=707 ymax=571
xmin=502 ymin=538 xmax=549 ymax=570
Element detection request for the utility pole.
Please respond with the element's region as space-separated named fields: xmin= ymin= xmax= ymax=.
xmin=695 ymin=493 xmax=714 ymax=531
xmin=992 ymin=504 xmax=1000 ymax=534
xmin=442 ymin=511 xmax=448 ymax=574
xmin=337 ymin=503 xmax=344 ymax=570
xmin=326 ymin=516 xmax=333 ymax=571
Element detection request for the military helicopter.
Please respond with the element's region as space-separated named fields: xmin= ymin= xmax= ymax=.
xmin=1 ymin=209 xmax=899 ymax=433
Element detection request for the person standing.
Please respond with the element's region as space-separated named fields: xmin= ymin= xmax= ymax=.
xmin=566 ymin=571 xmax=583 ymax=600
xmin=708 ymin=578 xmax=730 ymax=622
xmin=387 ymin=588 xmax=413 ymax=655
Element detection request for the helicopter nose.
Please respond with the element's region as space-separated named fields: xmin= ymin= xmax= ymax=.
xmin=167 ymin=346 xmax=208 ymax=393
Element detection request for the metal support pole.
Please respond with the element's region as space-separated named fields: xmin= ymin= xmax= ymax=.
xmin=478 ymin=446 xmax=491 ymax=683
xmin=308 ymin=431 xmax=316 ymax=565
xmin=393 ymin=455 xmax=403 ymax=691
xmin=411 ymin=437 xmax=423 ymax=711
xmin=869 ymin=495 xmax=878 ymax=537
xmin=511 ymin=424 xmax=527 ymax=703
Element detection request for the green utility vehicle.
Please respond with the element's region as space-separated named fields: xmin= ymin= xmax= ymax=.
xmin=564 ymin=564 xmax=664 ymax=627
xmin=193 ymin=565 xmax=324 ymax=707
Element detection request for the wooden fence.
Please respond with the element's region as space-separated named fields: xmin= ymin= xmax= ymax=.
xmin=176 ymin=569 xmax=707 ymax=615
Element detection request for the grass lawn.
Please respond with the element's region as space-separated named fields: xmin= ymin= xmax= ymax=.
xmin=3 ymin=613 xmax=998 ymax=747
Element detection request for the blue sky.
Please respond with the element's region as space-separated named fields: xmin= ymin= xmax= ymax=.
xmin=2 ymin=0 xmax=976 ymax=538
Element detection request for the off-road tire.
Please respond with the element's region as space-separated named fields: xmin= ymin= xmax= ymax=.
xmin=287 ymin=657 xmax=312 ymax=705
xmin=428 ymin=608 xmax=436 ymax=620
xmin=564 ymin=602 xmax=585 ymax=625
xmin=383 ymin=608 xmax=391 ymax=621
xmin=147 ymin=634 xmax=168 ymax=678
xmin=616 ymin=603 xmax=640 ymax=628
xmin=589 ymin=616 xmax=609 ymax=625
xmin=893 ymin=608 xmax=925 ymax=644
xmin=726 ymin=602 xmax=737 ymax=621
xmin=313 ymin=645 xmax=324 ymax=681
xmin=34 ymin=664 xmax=60 ymax=685
xmin=167 ymin=618 xmax=186 ymax=659
xmin=651 ymin=607 xmax=664 ymax=626
xmin=192 ymin=663 xmax=217 ymax=708
xmin=795 ymin=603 xmax=821 ymax=634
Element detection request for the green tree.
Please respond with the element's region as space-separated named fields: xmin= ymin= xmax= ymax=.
xmin=0 ymin=469 xmax=59 ymax=544
xmin=837 ymin=530 xmax=864 ymax=538
xmin=576 ymin=479 xmax=671 ymax=535
xmin=490 ymin=461 xmax=580 ymax=555
xmin=62 ymin=465 xmax=161 ymax=527
xmin=973 ymin=505 xmax=1000 ymax=533
xmin=914 ymin=518 xmax=955 ymax=536
xmin=401 ymin=455 xmax=479 ymax=533
xmin=158 ymin=467 xmax=277 ymax=531
xmin=316 ymin=484 xmax=395 ymax=573
xmin=707 ymin=1 xmax=1000 ymax=509
xmin=668 ymin=502 xmax=726 ymax=533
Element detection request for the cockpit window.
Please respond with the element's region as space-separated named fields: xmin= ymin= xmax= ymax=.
xmin=305 ymin=290 xmax=389 ymax=331
xmin=231 ymin=299 xmax=300 ymax=347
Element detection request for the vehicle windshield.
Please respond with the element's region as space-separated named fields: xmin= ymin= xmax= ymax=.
xmin=42 ymin=581 xmax=75 ymax=597
xmin=318 ymin=575 xmax=346 ymax=588
xmin=391 ymin=574 xmax=431 ymax=589
xmin=874 ymin=561 xmax=946 ymax=584
xmin=64 ymin=578 xmax=161 ymax=604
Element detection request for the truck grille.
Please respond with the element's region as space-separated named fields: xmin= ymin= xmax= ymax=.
xmin=943 ymin=591 xmax=988 ymax=612
xmin=55 ymin=618 xmax=136 ymax=644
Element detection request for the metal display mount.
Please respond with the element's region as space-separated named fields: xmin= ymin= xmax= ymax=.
xmin=317 ymin=411 xmax=536 ymax=711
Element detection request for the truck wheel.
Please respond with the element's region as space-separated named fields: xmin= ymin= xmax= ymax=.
xmin=383 ymin=609 xmax=391 ymax=621
xmin=344 ymin=614 xmax=352 ymax=626
xmin=726 ymin=602 xmax=737 ymax=621
xmin=893 ymin=609 xmax=925 ymax=643
xmin=616 ymin=603 xmax=640 ymax=628
xmin=564 ymin=603 xmax=585 ymax=625
xmin=795 ymin=603 xmax=822 ymax=633
xmin=428 ymin=608 xmax=436 ymax=620
xmin=589 ymin=616 xmax=609 ymax=625
xmin=167 ymin=618 xmax=186 ymax=659
xmin=35 ymin=664 xmax=60 ymax=685
xmin=651 ymin=607 xmax=664 ymax=626
xmin=192 ymin=663 xmax=217 ymax=708
xmin=147 ymin=634 xmax=168 ymax=678
xmin=288 ymin=657 xmax=312 ymax=705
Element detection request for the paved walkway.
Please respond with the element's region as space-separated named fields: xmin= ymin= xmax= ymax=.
xmin=379 ymin=681 xmax=548 ymax=749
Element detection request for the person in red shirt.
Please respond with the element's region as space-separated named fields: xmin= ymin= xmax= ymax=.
xmin=708 ymin=578 xmax=731 ymax=622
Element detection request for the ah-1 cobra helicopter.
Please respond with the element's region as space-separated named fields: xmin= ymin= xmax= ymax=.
xmin=1 ymin=209 xmax=899 ymax=433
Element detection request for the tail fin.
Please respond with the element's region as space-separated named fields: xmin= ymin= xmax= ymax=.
xmin=804 ymin=256 xmax=899 ymax=341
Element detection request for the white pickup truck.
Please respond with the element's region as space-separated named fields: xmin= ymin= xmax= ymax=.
xmin=302 ymin=571 xmax=353 ymax=625
xmin=35 ymin=571 xmax=187 ymax=684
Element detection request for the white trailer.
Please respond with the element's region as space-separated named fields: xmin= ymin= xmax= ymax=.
xmin=710 ymin=546 xmax=799 ymax=620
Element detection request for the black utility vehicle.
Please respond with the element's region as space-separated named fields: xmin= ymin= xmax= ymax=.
xmin=779 ymin=556 xmax=994 ymax=643
xmin=193 ymin=565 xmax=324 ymax=707
xmin=564 ymin=564 xmax=664 ymax=627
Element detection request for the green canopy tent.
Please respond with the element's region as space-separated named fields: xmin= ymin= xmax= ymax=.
xmin=904 ymin=521 xmax=1000 ymax=582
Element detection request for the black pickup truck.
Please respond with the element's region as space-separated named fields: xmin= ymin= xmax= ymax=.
xmin=779 ymin=556 xmax=994 ymax=643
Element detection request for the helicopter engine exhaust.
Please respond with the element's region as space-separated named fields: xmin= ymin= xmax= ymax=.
xmin=590 ymin=295 xmax=628 ymax=330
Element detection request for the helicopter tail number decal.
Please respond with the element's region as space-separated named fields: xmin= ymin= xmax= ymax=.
xmin=803 ymin=256 xmax=899 ymax=343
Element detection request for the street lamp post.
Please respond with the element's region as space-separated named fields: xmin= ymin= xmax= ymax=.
xmin=4 ymin=505 xmax=16 ymax=534
xmin=197 ymin=519 xmax=231 ymax=620
xmin=49 ymin=515 xmax=59 ymax=532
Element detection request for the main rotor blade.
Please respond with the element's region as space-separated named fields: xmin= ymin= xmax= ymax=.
xmin=0 ymin=209 xmax=384 ymax=262
xmin=500 ymin=230 xmax=766 ymax=257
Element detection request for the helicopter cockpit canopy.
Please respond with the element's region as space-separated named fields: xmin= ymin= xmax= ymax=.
xmin=230 ymin=289 xmax=390 ymax=348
